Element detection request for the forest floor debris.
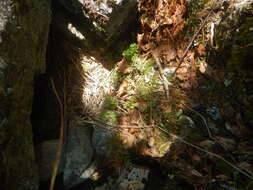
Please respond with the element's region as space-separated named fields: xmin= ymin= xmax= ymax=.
xmin=74 ymin=0 xmax=253 ymax=189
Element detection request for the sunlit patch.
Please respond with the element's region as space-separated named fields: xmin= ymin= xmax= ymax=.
xmin=89 ymin=171 xmax=101 ymax=181
xmin=80 ymin=55 xmax=116 ymax=117
xmin=67 ymin=23 xmax=85 ymax=40
xmin=158 ymin=141 xmax=172 ymax=155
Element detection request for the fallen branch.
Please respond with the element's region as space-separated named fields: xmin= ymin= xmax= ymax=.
xmin=156 ymin=125 xmax=253 ymax=180
xmin=49 ymin=79 xmax=65 ymax=190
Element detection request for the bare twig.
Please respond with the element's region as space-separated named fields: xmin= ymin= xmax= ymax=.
xmin=182 ymin=103 xmax=212 ymax=138
xmin=183 ymin=103 xmax=233 ymax=151
xmin=174 ymin=4 xmax=216 ymax=74
xmin=94 ymin=11 xmax=109 ymax=19
xmin=152 ymin=53 xmax=170 ymax=99
xmin=156 ymin=125 xmax=253 ymax=180
xmin=81 ymin=116 xmax=153 ymax=132
xmin=49 ymin=79 xmax=64 ymax=190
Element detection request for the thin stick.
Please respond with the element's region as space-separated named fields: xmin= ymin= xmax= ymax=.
xmin=183 ymin=102 xmax=236 ymax=150
xmin=119 ymin=125 xmax=153 ymax=129
xmin=156 ymin=125 xmax=253 ymax=180
xmin=152 ymin=53 xmax=170 ymax=99
xmin=182 ymin=102 xmax=212 ymax=138
xmin=81 ymin=117 xmax=153 ymax=131
xmin=49 ymin=79 xmax=64 ymax=190
xmin=174 ymin=4 xmax=215 ymax=74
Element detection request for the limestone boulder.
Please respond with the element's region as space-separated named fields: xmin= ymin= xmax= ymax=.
xmin=63 ymin=117 xmax=94 ymax=188
xmin=35 ymin=139 xmax=65 ymax=182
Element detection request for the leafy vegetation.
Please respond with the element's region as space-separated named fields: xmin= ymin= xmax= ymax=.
xmin=103 ymin=95 xmax=118 ymax=110
xmin=100 ymin=110 xmax=118 ymax=125
xmin=122 ymin=43 xmax=139 ymax=62
xmin=80 ymin=0 xmax=253 ymax=189
xmin=100 ymin=95 xmax=119 ymax=125
xmin=121 ymin=97 xmax=138 ymax=110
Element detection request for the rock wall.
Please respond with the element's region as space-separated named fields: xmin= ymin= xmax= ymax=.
xmin=0 ymin=0 xmax=51 ymax=189
xmin=57 ymin=0 xmax=137 ymax=43
xmin=53 ymin=0 xmax=137 ymax=64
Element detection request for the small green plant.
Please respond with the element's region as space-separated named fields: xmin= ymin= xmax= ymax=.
xmin=100 ymin=110 xmax=118 ymax=125
xmin=111 ymin=71 xmax=124 ymax=87
xmin=122 ymin=97 xmax=138 ymax=110
xmin=134 ymin=59 xmax=154 ymax=75
xmin=130 ymin=58 xmax=160 ymax=97
xmin=136 ymin=73 xmax=160 ymax=97
xmin=122 ymin=43 xmax=139 ymax=62
xmin=136 ymin=81 xmax=152 ymax=96
xmin=103 ymin=95 xmax=118 ymax=110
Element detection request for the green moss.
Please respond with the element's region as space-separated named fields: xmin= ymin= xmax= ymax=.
xmin=100 ymin=110 xmax=118 ymax=125
xmin=103 ymin=95 xmax=118 ymax=110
